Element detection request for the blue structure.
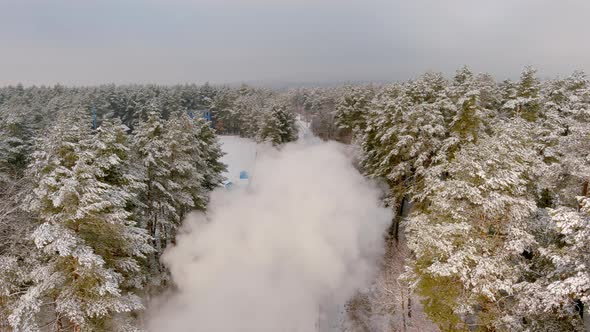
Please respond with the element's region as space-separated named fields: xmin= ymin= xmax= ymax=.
xmin=188 ymin=109 xmax=212 ymax=127
xmin=188 ymin=109 xmax=211 ymax=121
xmin=92 ymin=106 xmax=97 ymax=129
xmin=199 ymin=109 xmax=212 ymax=122
xmin=239 ymin=171 xmax=249 ymax=180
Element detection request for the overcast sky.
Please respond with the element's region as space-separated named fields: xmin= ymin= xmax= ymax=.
xmin=2 ymin=0 xmax=590 ymax=86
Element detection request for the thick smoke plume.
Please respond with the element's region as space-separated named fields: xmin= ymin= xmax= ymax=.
xmin=148 ymin=140 xmax=391 ymax=331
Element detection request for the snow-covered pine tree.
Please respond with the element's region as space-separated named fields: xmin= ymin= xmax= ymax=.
xmin=537 ymin=71 xmax=590 ymax=207
xmin=12 ymin=113 xmax=152 ymax=331
xmin=0 ymin=105 xmax=37 ymax=308
xmin=447 ymin=67 xmax=486 ymax=148
xmin=209 ymin=87 xmax=238 ymax=134
xmin=475 ymin=72 xmax=501 ymax=111
xmin=132 ymin=107 xmax=174 ymax=280
xmin=163 ymin=111 xmax=208 ymax=222
xmin=504 ymin=70 xmax=590 ymax=331
xmin=0 ymin=92 xmax=53 ymax=330
xmin=404 ymin=120 xmax=538 ymax=331
xmin=334 ymin=85 xmax=374 ymax=142
xmin=133 ymin=108 xmax=222 ymax=286
xmin=449 ymin=65 xmax=476 ymax=101
xmin=510 ymin=199 xmax=590 ymax=331
xmin=305 ymin=88 xmax=342 ymax=140
xmin=359 ymin=75 xmax=453 ymax=240
xmin=0 ymin=163 xmax=38 ymax=331
xmin=234 ymin=92 xmax=264 ymax=138
xmin=0 ymin=105 xmax=33 ymax=182
xmin=257 ymin=101 xmax=298 ymax=146
xmin=503 ymin=66 xmax=542 ymax=122
xmin=191 ymin=117 xmax=226 ymax=191
xmin=500 ymin=79 xmax=518 ymax=104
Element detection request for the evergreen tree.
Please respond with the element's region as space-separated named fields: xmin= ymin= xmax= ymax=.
xmin=132 ymin=108 xmax=174 ymax=279
xmin=404 ymin=122 xmax=538 ymax=331
xmin=359 ymin=79 xmax=452 ymax=239
xmin=13 ymin=114 xmax=152 ymax=331
xmin=192 ymin=118 xmax=226 ymax=191
xmin=449 ymin=90 xmax=483 ymax=146
xmin=257 ymin=102 xmax=298 ymax=146
xmin=0 ymin=169 xmax=37 ymax=331
xmin=512 ymin=199 xmax=590 ymax=331
xmin=449 ymin=65 xmax=475 ymax=100
xmin=334 ymin=85 xmax=374 ymax=140
xmin=163 ymin=112 xmax=208 ymax=220
xmin=504 ymin=66 xmax=542 ymax=121
xmin=0 ymin=105 xmax=33 ymax=181
xmin=132 ymin=109 xmax=223 ymax=285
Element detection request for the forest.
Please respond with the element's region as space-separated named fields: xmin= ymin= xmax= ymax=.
xmin=1 ymin=65 xmax=589 ymax=331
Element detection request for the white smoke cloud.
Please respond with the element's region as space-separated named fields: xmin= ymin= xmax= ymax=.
xmin=148 ymin=140 xmax=391 ymax=332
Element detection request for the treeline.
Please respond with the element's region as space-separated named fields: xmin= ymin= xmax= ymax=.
xmin=0 ymin=83 xmax=299 ymax=144
xmin=326 ymin=66 xmax=589 ymax=331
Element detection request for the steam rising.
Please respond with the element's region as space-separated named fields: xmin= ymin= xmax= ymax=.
xmin=148 ymin=140 xmax=391 ymax=331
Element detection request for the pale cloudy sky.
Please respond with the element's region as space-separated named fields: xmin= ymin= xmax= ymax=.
xmin=1 ymin=0 xmax=589 ymax=86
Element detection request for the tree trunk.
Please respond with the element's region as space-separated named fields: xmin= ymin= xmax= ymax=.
xmin=580 ymin=180 xmax=589 ymax=211
xmin=407 ymin=289 xmax=412 ymax=319
xmin=389 ymin=195 xmax=407 ymax=243
xmin=56 ymin=317 xmax=63 ymax=332
xmin=400 ymin=287 xmax=407 ymax=332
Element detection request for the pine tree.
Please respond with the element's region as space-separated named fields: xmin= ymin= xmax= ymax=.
xmin=0 ymin=170 xmax=38 ymax=331
xmin=404 ymin=121 xmax=538 ymax=330
xmin=132 ymin=109 xmax=222 ymax=286
xmin=449 ymin=65 xmax=475 ymax=101
xmin=0 ymin=106 xmax=33 ymax=182
xmin=132 ymin=108 xmax=174 ymax=279
xmin=334 ymin=85 xmax=374 ymax=141
xmin=257 ymin=102 xmax=298 ymax=146
xmin=0 ymin=93 xmax=44 ymax=330
xmin=538 ymin=71 xmax=590 ymax=207
xmin=359 ymin=78 xmax=452 ymax=240
xmin=449 ymin=90 xmax=483 ymax=146
xmin=503 ymin=66 xmax=542 ymax=121
xmin=13 ymin=114 xmax=152 ymax=331
xmin=511 ymin=199 xmax=590 ymax=331
xmin=163 ymin=112 xmax=208 ymax=220
xmin=192 ymin=117 xmax=226 ymax=191
xmin=234 ymin=93 xmax=264 ymax=137
xmin=447 ymin=66 xmax=486 ymax=149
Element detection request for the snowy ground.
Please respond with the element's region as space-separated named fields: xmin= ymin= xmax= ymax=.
xmin=219 ymin=117 xmax=314 ymax=185
xmin=218 ymin=135 xmax=258 ymax=186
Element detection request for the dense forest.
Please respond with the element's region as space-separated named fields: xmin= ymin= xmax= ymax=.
xmin=1 ymin=65 xmax=589 ymax=331
xmin=333 ymin=66 xmax=590 ymax=332
xmin=0 ymin=83 xmax=299 ymax=331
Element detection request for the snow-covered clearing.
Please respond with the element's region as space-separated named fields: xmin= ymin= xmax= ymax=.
xmin=219 ymin=135 xmax=258 ymax=185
